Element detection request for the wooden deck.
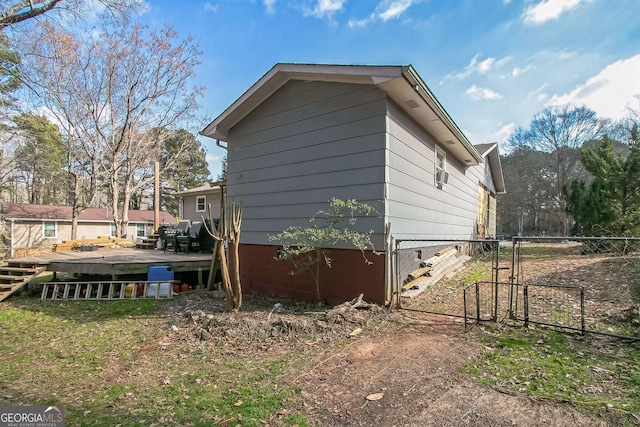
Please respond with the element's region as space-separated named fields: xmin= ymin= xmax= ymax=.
xmin=0 ymin=265 xmax=46 ymax=302
xmin=8 ymin=247 xmax=213 ymax=278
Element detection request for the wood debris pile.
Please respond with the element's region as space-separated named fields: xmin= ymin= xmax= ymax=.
xmin=401 ymin=246 xmax=471 ymax=299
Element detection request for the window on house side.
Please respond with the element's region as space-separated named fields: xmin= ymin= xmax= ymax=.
xmin=136 ymin=224 xmax=146 ymax=237
xmin=43 ymin=221 xmax=57 ymax=238
xmin=435 ymin=148 xmax=447 ymax=189
xmin=110 ymin=223 xmax=117 ymax=238
xmin=196 ymin=195 xmax=206 ymax=212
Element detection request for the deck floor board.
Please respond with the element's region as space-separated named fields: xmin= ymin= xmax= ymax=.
xmin=10 ymin=248 xmax=212 ymax=277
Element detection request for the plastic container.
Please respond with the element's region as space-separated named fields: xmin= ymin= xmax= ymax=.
xmin=181 ymin=283 xmax=189 ymax=293
xmin=148 ymin=266 xmax=174 ymax=282
xmin=125 ymin=283 xmax=134 ymax=298
xmin=145 ymin=282 xmax=171 ymax=297
xmin=147 ymin=266 xmax=173 ymax=297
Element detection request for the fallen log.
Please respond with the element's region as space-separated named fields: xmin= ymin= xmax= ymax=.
xmin=325 ymin=294 xmax=376 ymax=323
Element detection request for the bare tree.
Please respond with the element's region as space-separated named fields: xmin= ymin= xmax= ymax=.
xmin=0 ymin=0 xmax=144 ymax=29
xmin=508 ymin=105 xmax=610 ymax=235
xmin=20 ymin=20 xmax=204 ymax=237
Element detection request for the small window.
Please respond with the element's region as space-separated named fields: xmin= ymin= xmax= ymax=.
xmin=136 ymin=224 xmax=146 ymax=237
xmin=435 ymin=147 xmax=449 ymax=189
xmin=110 ymin=223 xmax=117 ymax=238
xmin=196 ymin=195 xmax=206 ymax=212
xmin=43 ymin=221 xmax=57 ymax=238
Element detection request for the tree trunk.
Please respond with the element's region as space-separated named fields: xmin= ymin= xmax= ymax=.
xmin=228 ymin=203 xmax=242 ymax=310
xmin=217 ymin=237 xmax=233 ymax=312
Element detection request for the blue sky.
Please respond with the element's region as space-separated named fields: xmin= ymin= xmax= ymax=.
xmin=140 ymin=0 xmax=640 ymax=178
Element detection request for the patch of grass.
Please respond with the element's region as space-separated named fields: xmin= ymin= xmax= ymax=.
xmin=462 ymin=263 xmax=492 ymax=285
xmin=465 ymin=327 xmax=640 ymax=418
xmin=0 ymin=297 xmax=309 ymax=427
xmin=518 ymin=244 xmax=563 ymax=258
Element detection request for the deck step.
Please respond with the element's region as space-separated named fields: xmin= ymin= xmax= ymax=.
xmin=0 ymin=266 xmax=38 ymax=274
xmin=135 ymin=242 xmax=157 ymax=250
xmin=0 ymin=274 xmax=25 ymax=282
xmin=0 ymin=264 xmax=46 ymax=302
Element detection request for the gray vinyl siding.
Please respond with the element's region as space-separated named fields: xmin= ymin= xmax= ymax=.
xmin=386 ymin=101 xmax=483 ymax=241
xmin=181 ymin=193 xmax=221 ymax=222
xmin=227 ymin=81 xmax=388 ymax=247
xmin=181 ymin=194 xmax=206 ymax=222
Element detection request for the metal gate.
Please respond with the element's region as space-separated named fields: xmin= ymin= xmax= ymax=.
xmin=463 ymin=281 xmax=586 ymax=333
xmin=394 ymin=236 xmax=640 ymax=340
xmin=506 ymin=236 xmax=640 ymax=339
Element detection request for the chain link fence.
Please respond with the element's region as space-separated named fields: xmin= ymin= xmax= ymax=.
xmin=507 ymin=237 xmax=640 ymax=339
xmin=394 ymin=236 xmax=640 ymax=339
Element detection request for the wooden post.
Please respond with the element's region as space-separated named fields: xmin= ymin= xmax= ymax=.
xmin=154 ymin=161 xmax=160 ymax=231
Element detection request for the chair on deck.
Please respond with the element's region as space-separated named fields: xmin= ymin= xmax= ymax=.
xmin=171 ymin=220 xmax=191 ymax=253
xmin=176 ymin=221 xmax=203 ymax=254
xmin=159 ymin=225 xmax=177 ymax=253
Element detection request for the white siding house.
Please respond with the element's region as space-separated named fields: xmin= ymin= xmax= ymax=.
xmin=201 ymin=63 xmax=505 ymax=304
xmin=0 ymin=203 xmax=176 ymax=258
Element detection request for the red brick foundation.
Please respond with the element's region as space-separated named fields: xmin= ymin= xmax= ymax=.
xmin=239 ymin=244 xmax=386 ymax=305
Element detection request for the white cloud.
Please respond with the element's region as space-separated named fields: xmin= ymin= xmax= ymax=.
xmin=512 ymin=64 xmax=535 ymax=77
xmin=466 ymin=85 xmax=504 ymax=101
xmin=522 ymin=0 xmax=593 ymax=25
xmin=548 ymin=54 xmax=640 ymax=121
xmin=557 ymin=50 xmax=577 ymax=60
xmin=495 ymin=122 xmax=517 ymax=142
xmin=348 ymin=17 xmax=371 ymax=28
xmin=264 ymin=0 xmax=277 ymax=14
xmin=305 ymin=0 xmax=347 ymax=18
xmin=348 ymin=0 xmax=418 ymax=28
xmin=445 ymin=54 xmax=511 ymax=80
xmin=527 ymin=83 xmax=549 ymax=101
xmin=203 ymin=2 xmax=218 ymax=13
xmin=378 ymin=0 xmax=415 ymax=21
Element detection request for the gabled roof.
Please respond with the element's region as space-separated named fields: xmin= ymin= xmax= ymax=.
xmin=474 ymin=143 xmax=506 ymax=194
xmin=176 ymin=181 xmax=225 ymax=197
xmin=201 ymin=63 xmax=483 ymax=166
xmin=0 ymin=203 xmax=176 ymax=223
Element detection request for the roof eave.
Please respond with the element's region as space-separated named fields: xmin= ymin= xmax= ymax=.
xmin=400 ymin=66 xmax=483 ymax=165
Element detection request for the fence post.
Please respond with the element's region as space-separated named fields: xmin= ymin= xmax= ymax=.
xmin=523 ymin=284 xmax=529 ymax=328
xmin=475 ymin=281 xmax=481 ymax=321
xmin=395 ymin=240 xmax=401 ymax=308
xmin=463 ymin=285 xmax=468 ymax=330
xmin=580 ymin=287 xmax=586 ymax=335
xmin=493 ymin=241 xmax=499 ymax=322
xmin=493 ymin=280 xmax=499 ymax=322
xmin=509 ymin=238 xmax=517 ymax=319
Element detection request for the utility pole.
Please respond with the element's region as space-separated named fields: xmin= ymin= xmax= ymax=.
xmin=154 ymin=161 xmax=160 ymax=231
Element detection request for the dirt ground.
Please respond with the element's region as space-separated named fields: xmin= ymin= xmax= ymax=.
xmin=164 ymin=290 xmax=633 ymax=427
xmin=160 ymin=244 xmax=640 ymax=426
xmin=289 ymin=311 xmax=616 ymax=427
